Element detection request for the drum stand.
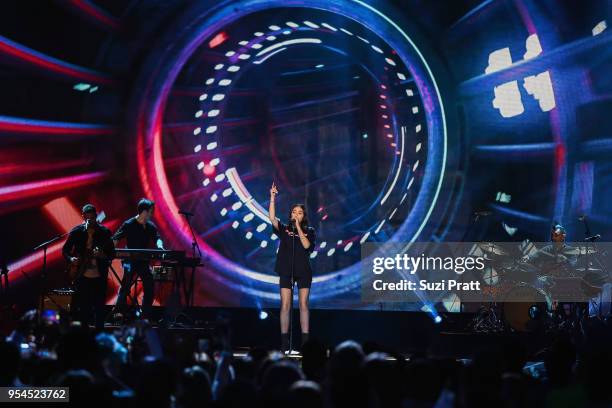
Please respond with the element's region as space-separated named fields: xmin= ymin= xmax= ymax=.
xmin=579 ymin=215 xmax=606 ymax=318
xmin=470 ymin=302 xmax=505 ymax=333
xmin=461 ymin=212 xmax=506 ymax=332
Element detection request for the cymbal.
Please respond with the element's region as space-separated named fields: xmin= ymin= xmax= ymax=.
xmin=478 ymin=242 xmax=507 ymax=256
xmin=575 ymin=267 xmax=603 ymax=272
xmin=564 ymin=247 xmax=598 ymax=255
xmin=510 ymin=260 xmax=539 ymax=273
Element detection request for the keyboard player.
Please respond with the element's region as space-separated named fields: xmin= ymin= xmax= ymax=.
xmin=112 ymin=198 xmax=165 ymax=320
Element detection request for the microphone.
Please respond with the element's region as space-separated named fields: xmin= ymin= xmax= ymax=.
xmin=579 ymin=215 xmax=586 ymax=221
xmin=178 ymin=210 xmax=194 ymax=216
xmin=85 ymin=218 xmax=96 ymax=233
xmin=585 ymin=234 xmax=601 ymax=242
xmin=474 ymin=211 xmax=491 ymax=217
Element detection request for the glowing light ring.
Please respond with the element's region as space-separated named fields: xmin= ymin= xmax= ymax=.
xmin=135 ymin=0 xmax=447 ymax=303
xmin=192 ymin=17 xmax=426 ymax=264
xmin=188 ymin=9 xmax=433 ymax=295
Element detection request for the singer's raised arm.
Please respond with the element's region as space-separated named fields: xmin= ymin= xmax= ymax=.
xmin=269 ymin=182 xmax=279 ymax=231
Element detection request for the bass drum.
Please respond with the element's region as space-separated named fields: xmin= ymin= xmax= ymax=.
xmin=503 ymin=284 xmax=551 ymax=332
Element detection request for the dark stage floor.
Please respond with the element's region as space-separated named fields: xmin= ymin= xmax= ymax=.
xmin=95 ymin=306 xmax=557 ymax=360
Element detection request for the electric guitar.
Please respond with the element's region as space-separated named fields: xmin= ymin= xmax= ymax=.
xmin=66 ymin=212 xmax=106 ymax=285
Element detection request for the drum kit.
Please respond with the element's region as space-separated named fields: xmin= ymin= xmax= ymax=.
xmin=470 ymin=242 xmax=610 ymax=333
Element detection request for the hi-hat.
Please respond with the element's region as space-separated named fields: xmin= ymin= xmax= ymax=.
xmin=478 ymin=243 xmax=507 ymax=256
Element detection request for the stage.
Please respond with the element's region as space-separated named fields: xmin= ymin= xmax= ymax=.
xmin=88 ymin=306 xmax=557 ymax=360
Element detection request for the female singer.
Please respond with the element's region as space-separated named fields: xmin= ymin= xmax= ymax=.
xmin=269 ymin=181 xmax=316 ymax=353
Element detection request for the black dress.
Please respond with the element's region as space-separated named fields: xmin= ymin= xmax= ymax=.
xmin=272 ymin=221 xmax=316 ymax=289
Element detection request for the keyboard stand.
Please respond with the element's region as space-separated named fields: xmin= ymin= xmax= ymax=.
xmin=106 ymin=262 xmax=142 ymax=324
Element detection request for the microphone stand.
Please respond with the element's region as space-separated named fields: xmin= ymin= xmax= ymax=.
xmin=289 ymin=220 xmax=296 ymax=354
xmin=184 ymin=212 xmax=202 ymax=307
xmin=176 ymin=212 xmax=202 ymax=326
xmin=33 ymin=232 xmax=69 ymax=322
xmin=0 ymin=257 xmax=9 ymax=311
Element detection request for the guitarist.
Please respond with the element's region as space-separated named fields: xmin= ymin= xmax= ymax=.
xmin=62 ymin=204 xmax=115 ymax=330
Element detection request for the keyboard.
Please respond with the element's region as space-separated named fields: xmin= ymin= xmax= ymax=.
xmin=114 ymin=248 xmax=186 ymax=261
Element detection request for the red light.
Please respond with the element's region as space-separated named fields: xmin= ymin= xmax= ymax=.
xmin=209 ymin=32 xmax=229 ymax=48
xmin=203 ymin=164 xmax=216 ymax=176
xmin=42 ymin=197 xmax=81 ymax=232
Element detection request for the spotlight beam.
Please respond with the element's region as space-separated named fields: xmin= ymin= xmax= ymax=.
xmin=165 ymin=144 xmax=254 ymax=167
xmin=280 ymin=62 xmax=353 ymax=76
xmin=171 ymin=87 xmax=258 ymax=97
xmin=271 ymin=121 xmax=349 ymax=140
xmin=268 ymin=138 xmax=383 ymax=168
xmin=270 ymin=107 xmax=360 ymax=129
xmin=270 ymin=90 xmax=359 ymax=112
xmin=0 ymin=171 xmax=109 ymax=203
xmin=272 ymin=80 xmax=368 ymax=94
xmin=58 ymin=0 xmax=121 ymax=32
xmin=0 ymin=158 xmax=93 ymax=178
xmin=580 ymin=138 xmax=612 ymax=159
xmin=0 ymin=34 xmax=114 ymax=84
xmin=175 ymin=188 xmax=209 ymax=202
xmin=447 ymin=0 xmax=497 ymax=33
xmin=199 ymin=220 xmax=234 ymax=239
xmin=163 ymin=117 xmax=260 ymax=131
xmin=0 ymin=115 xmax=114 ymax=136
xmin=472 ymin=142 xmax=556 ymax=160
xmin=489 ymin=204 xmax=550 ymax=224
xmin=298 ymin=160 xmax=371 ymax=191
xmin=321 ymin=179 xmax=388 ymax=213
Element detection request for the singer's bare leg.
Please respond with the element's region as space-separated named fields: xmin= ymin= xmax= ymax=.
xmin=280 ymin=287 xmax=292 ymax=333
xmin=299 ymin=287 xmax=310 ymax=334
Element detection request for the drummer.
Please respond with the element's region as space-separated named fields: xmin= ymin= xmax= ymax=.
xmin=523 ymin=223 xmax=578 ymax=273
xmin=523 ymin=223 xmax=589 ymax=319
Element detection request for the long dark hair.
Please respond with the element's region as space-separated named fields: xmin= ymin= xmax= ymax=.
xmin=288 ymin=203 xmax=309 ymax=230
